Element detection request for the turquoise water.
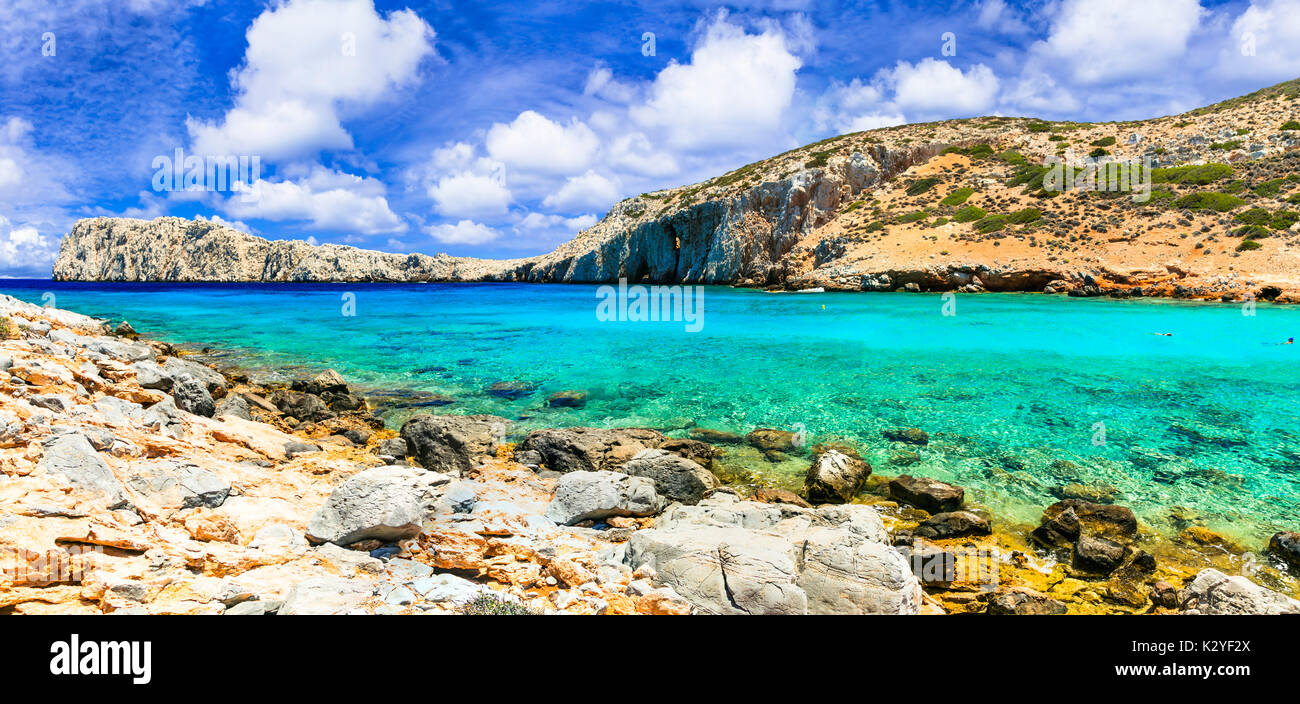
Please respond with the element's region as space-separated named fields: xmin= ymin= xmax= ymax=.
xmin=5 ymin=280 xmax=1299 ymax=546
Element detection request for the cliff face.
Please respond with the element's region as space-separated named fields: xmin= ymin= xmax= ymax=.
xmin=53 ymin=77 xmax=1300 ymax=300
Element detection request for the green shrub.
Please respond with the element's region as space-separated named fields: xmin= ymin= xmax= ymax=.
xmin=1235 ymin=207 xmax=1272 ymax=225
xmin=1048 ymin=134 xmax=1066 ymax=141
xmin=1149 ymin=190 xmax=1176 ymax=202
xmin=898 ymin=210 xmax=927 ymax=223
xmin=1233 ymin=224 xmax=1270 ymax=239
xmin=1252 ymin=178 xmax=1289 ymax=197
xmin=1282 ymin=120 xmax=1300 ymax=130
xmin=1270 ymin=210 xmax=1299 ymax=229
xmin=1223 ymin=180 xmax=1247 ymax=194
xmin=865 ymin=220 xmax=885 ymax=232
xmin=998 ymin=150 xmax=1027 ymax=165
xmin=940 ymin=187 xmax=975 ymax=206
xmin=1174 ymin=192 xmax=1245 ymax=212
xmin=1236 ymin=240 xmax=1262 ymax=251
xmin=1090 ymin=136 xmax=1116 ymax=147
xmin=1008 ymin=208 xmax=1042 ymax=224
xmin=932 ymin=217 xmax=949 ymax=226
xmin=457 ymin=593 xmax=540 ymax=616
xmin=1209 ymin=140 xmax=1243 ymax=151
xmin=966 ymin=143 xmax=994 ymax=158
xmin=1152 ymin=163 xmax=1233 ymax=185
xmin=953 ymin=205 xmax=987 ymax=223
xmin=1026 ymin=122 xmax=1051 ymax=132
xmin=975 ymin=215 xmax=1008 ymax=233
xmin=1088 ymin=147 xmax=1108 ymax=158
xmin=842 ymin=200 xmax=864 ymax=213
xmin=1289 ymin=193 xmax=1300 ymax=204
xmin=906 ymin=177 xmax=941 ymax=196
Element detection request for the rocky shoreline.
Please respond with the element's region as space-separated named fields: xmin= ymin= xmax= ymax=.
xmin=2 ymin=293 xmax=1298 ymax=615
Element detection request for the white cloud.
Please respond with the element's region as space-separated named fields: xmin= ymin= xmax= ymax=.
xmin=0 ymin=215 xmax=57 ymax=274
xmin=424 ymin=141 xmax=513 ymax=218
xmin=485 ymin=111 xmax=600 ymax=175
xmin=222 ymin=167 xmax=406 ymax=234
xmin=1034 ymin=0 xmax=1204 ymax=85
xmin=187 ymin=0 xmax=434 ymax=161
xmin=877 ymin=58 xmax=1000 ymax=118
xmin=542 ymin=170 xmax=621 ymax=212
xmin=196 ymin=213 xmax=254 ymax=234
xmin=813 ymin=78 xmax=905 ymax=133
xmin=427 ymin=219 xmax=500 ymax=244
xmin=630 ymin=16 xmax=802 ymax=151
xmin=1217 ymin=0 xmax=1300 ymax=80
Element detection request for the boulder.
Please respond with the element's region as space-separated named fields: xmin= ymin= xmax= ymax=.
xmin=376 ymin=437 xmax=408 ymax=462
xmin=272 ymin=391 xmax=332 ymax=422
xmin=914 ymin=511 xmax=991 ymax=539
xmin=161 ymin=357 xmax=227 ymax=393
xmin=889 ymin=475 xmax=964 ymax=513
xmin=657 ymin=437 xmax=717 ymax=468
xmin=304 ymin=369 xmax=348 ymax=395
xmin=322 ymin=392 xmax=365 ymax=411
xmin=752 ymin=487 xmax=812 ymax=508
xmin=125 ymin=462 xmax=230 ymax=510
xmin=213 ymin=393 xmax=252 ymax=420
xmin=278 ymin=577 xmax=374 ymax=615
xmin=1181 ymin=569 xmax=1300 ymax=615
xmin=399 ymin=414 xmax=509 ymax=474
xmin=625 ymin=496 xmax=918 ymax=614
xmin=621 ymin=448 xmax=719 ymax=505
xmin=517 ymin=426 xmax=666 ymax=473
xmin=1040 ymin=499 xmax=1136 ymax=540
xmin=984 ymin=586 xmax=1068 ymax=615
xmin=115 ymin=321 xmax=137 ymax=336
xmin=305 ymin=465 xmax=452 ymax=545
xmin=1074 ymin=535 xmax=1126 ymax=573
xmin=38 ymin=433 xmax=131 ymax=509
xmin=172 ymin=376 xmax=215 ymax=417
xmin=544 ymin=470 xmax=664 ymax=525
xmin=131 ymin=361 xmax=172 ymax=391
xmin=1268 ymin=531 xmax=1300 ymax=569
xmin=804 ymin=449 xmax=870 ymax=504
xmin=284 ymin=441 xmax=321 ymax=459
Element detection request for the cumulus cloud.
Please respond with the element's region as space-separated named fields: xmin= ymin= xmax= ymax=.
xmin=221 ymin=166 xmax=405 ymax=234
xmin=0 ymin=215 xmax=57 ymax=276
xmin=541 ymin=171 xmax=621 ymax=212
xmin=485 ymin=111 xmax=600 ymax=175
xmin=812 ymin=78 xmax=905 ymax=133
xmin=1217 ymin=0 xmax=1300 ymax=80
xmin=427 ymin=219 xmax=500 ymax=245
xmin=187 ymin=0 xmax=434 ymax=161
xmin=630 ymin=16 xmax=802 ymax=151
xmin=876 ymin=58 xmax=1000 ymax=118
xmin=1033 ymin=0 xmax=1204 ymax=85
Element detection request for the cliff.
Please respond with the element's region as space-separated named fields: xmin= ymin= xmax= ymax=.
xmin=54 ymin=78 xmax=1300 ymax=300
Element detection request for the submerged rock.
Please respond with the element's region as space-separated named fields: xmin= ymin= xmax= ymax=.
xmin=745 ymin=428 xmax=799 ymax=453
xmin=1267 ymin=531 xmax=1300 ymax=569
xmin=914 ymin=511 xmax=991 ymax=539
xmin=486 ymin=381 xmax=537 ymax=399
xmin=882 ymin=427 xmax=929 ymax=445
xmin=517 ymin=426 xmax=665 ymax=473
xmin=546 ymin=390 xmax=587 ymax=408
xmin=689 ymin=428 xmax=744 ymax=444
xmin=803 ymin=449 xmax=871 ymax=504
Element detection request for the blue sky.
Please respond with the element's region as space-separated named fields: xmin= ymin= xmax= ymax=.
xmin=1 ymin=0 xmax=1298 ymax=277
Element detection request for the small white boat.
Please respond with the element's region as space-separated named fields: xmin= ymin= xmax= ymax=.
xmin=794 ymin=287 xmax=825 ymax=293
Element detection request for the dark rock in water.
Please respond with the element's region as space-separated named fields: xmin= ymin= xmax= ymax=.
xmin=1031 ymin=507 xmax=1081 ymax=549
xmin=658 ymin=438 xmax=717 ymax=468
xmin=1051 ymin=482 xmax=1118 ymax=504
xmin=1268 ymin=531 xmax=1300 ymax=569
xmin=915 ymin=511 xmax=991 ymax=539
xmin=284 ymin=441 xmax=321 ymax=459
xmin=763 ymin=450 xmax=789 ymax=463
xmin=688 ymin=428 xmax=744 ymax=444
xmin=883 ymin=427 xmax=929 ymax=445
xmin=1074 ymin=535 xmax=1126 ymax=573
xmin=1041 ymin=499 xmax=1137 ymax=540
xmin=621 ymin=448 xmax=719 ymax=505
xmin=399 ymin=414 xmax=509 ymax=475
xmin=745 ymin=428 xmax=799 ymax=452
xmin=487 ymin=381 xmax=537 ymax=400
xmin=889 ymin=475 xmax=964 ymax=513
xmin=295 ymin=369 xmax=349 ymax=396
xmin=516 ymin=426 xmax=666 ymax=473
xmin=752 ymin=487 xmax=812 ymax=508
xmin=322 ymin=391 xmax=366 ymax=412
xmin=1151 ymin=581 xmax=1181 ymax=608
xmin=546 ymin=390 xmax=587 ymax=408
xmin=173 ymin=377 xmax=215 ymax=417
xmin=272 ymin=390 xmax=333 ymax=421
xmin=810 ymin=441 xmax=863 ymax=461
xmin=804 ymin=449 xmax=871 ymax=504
xmin=983 ymin=586 xmax=1068 ymax=615
xmin=213 ymin=394 xmax=252 ymax=421
xmin=896 ymin=539 xmax=957 ymax=585
xmin=115 ymin=321 xmax=136 ymax=337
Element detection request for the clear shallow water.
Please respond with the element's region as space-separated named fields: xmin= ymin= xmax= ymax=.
xmin=5 ymin=280 xmax=1299 ymax=546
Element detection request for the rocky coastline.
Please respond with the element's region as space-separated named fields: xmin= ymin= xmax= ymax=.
xmin=2 ymin=293 xmax=1298 ymax=615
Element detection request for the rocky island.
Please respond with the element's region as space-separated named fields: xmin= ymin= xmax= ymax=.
xmin=54 ymin=79 xmax=1300 ymax=303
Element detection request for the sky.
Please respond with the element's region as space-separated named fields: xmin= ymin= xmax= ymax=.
xmin=1 ymin=0 xmax=1298 ymax=278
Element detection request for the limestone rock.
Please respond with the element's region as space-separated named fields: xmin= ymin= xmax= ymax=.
xmin=1181 ymin=569 xmax=1300 ymax=615
xmin=38 ymin=433 xmax=131 ymax=509
xmin=803 ymin=449 xmax=870 ymax=504
xmin=305 ymin=466 xmax=452 ymax=545
xmin=517 ymin=426 xmax=666 ymax=473
xmin=399 ymin=414 xmax=509 ymax=474
xmin=544 ymin=470 xmax=665 ymax=525
xmin=621 ymin=448 xmax=719 ymax=505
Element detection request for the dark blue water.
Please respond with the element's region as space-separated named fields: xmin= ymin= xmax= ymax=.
xmin=5 ymin=279 xmax=1299 ymax=543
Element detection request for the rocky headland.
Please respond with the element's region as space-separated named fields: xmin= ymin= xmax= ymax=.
xmin=2 ymin=294 xmax=1298 ymax=615
xmin=54 ymin=79 xmax=1300 ymax=302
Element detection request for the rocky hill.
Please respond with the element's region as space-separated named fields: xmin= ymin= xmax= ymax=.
xmin=55 ymin=79 xmax=1300 ymax=300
